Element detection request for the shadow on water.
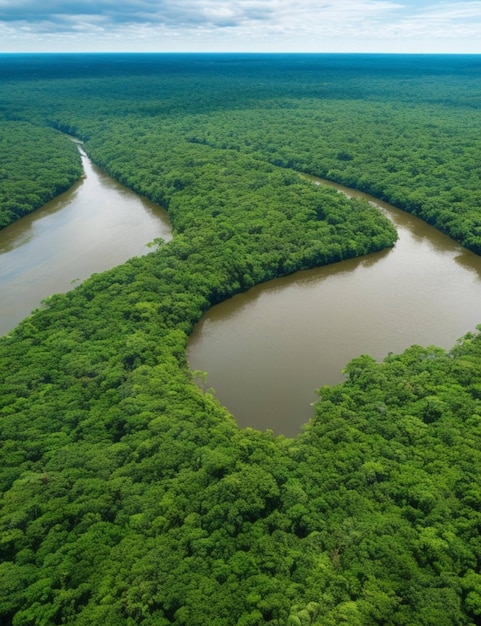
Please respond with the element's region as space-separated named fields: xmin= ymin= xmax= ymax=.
xmin=0 ymin=178 xmax=85 ymax=254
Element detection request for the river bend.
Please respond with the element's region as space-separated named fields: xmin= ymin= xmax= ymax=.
xmin=2 ymin=159 xmax=481 ymax=437
xmin=188 ymin=178 xmax=481 ymax=436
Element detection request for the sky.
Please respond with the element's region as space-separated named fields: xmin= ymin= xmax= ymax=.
xmin=1 ymin=0 xmax=481 ymax=54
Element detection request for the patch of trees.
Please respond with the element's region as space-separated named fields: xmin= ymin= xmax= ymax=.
xmin=0 ymin=122 xmax=82 ymax=228
xmin=1 ymin=54 xmax=481 ymax=624
xmin=176 ymin=101 xmax=481 ymax=254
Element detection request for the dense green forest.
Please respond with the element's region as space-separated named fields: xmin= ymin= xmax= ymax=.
xmin=0 ymin=122 xmax=82 ymax=228
xmin=1 ymin=54 xmax=481 ymax=625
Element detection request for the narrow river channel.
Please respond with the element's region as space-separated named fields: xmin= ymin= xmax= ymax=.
xmin=0 ymin=148 xmax=172 ymax=336
xmin=189 ymin=178 xmax=481 ymax=437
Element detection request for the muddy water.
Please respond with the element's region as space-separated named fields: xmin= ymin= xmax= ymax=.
xmin=0 ymin=148 xmax=172 ymax=335
xmin=3 ymin=156 xmax=481 ymax=438
xmin=189 ymin=179 xmax=481 ymax=437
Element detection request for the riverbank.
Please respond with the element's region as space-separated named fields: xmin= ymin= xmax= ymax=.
xmin=0 ymin=122 xmax=83 ymax=229
xmin=189 ymin=176 xmax=481 ymax=436
xmin=0 ymin=148 xmax=172 ymax=335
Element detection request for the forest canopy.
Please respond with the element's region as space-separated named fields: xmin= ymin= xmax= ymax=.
xmin=0 ymin=121 xmax=82 ymax=228
xmin=1 ymin=54 xmax=481 ymax=625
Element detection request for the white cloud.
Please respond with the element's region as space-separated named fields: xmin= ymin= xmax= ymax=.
xmin=416 ymin=1 xmax=481 ymax=20
xmin=378 ymin=1 xmax=481 ymax=41
xmin=1 ymin=0 xmax=480 ymax=52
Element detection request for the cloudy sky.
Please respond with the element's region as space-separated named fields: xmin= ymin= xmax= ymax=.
xmin=1 ymin=0 xmax=481 ymax=53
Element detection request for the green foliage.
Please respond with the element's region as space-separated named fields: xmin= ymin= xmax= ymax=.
xmin=0 ymin=122 xmax=82 ymax=228
xmin=1 ymin=54 xmax=481 ymax=624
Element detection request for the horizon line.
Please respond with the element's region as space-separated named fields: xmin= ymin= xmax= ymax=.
xmin=2 ymin=50 xmax=481 ymax=55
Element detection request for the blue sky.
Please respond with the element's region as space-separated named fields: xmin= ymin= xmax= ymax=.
xmin=1 ymin=0 xmax=481 ymax=53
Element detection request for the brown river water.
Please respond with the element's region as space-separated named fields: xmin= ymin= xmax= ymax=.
xmin=0 ymin=147 xmax=172 ymax=336
xmin=189 ymin=178 xmax=481 ymax=436
xmin=2 ymin=155 xmax=481 ymax=437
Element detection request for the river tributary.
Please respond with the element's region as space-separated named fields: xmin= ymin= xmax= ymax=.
xmin=0 ymin=147 xmax=172 ymax=336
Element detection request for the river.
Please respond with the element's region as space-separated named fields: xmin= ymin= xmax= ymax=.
xmin=3 ymin=158 xmax=481 ymax=438
xmin=188 ymin=178 xmax=481 ymax=436
xmin=0 ymin=147 xmax=172 ymax=336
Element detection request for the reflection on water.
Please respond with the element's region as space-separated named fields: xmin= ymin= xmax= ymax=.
xmin=0 ymin=149 xmax=172 ymax=335
xmin=189 ymin=179 xmax=481 ymax=437
xmin=0 ymin=181 xmax=84 ymax=255
xmin=454 ymin=251 xmax=481 ymax=279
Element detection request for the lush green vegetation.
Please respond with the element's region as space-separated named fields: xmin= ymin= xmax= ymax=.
xmin=1 ymin=53 xmax=481 ymax=625
xmin=0 ymin=121 xmax=82 ymax=228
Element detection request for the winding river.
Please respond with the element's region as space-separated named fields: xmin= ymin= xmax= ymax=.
xmin=189 ymin=178 xmax=481 ymax=436
xmin=2 ymin=156 xmax=481 ymax=437
xmin=0 ymin=148 xmax=172 ymax=336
